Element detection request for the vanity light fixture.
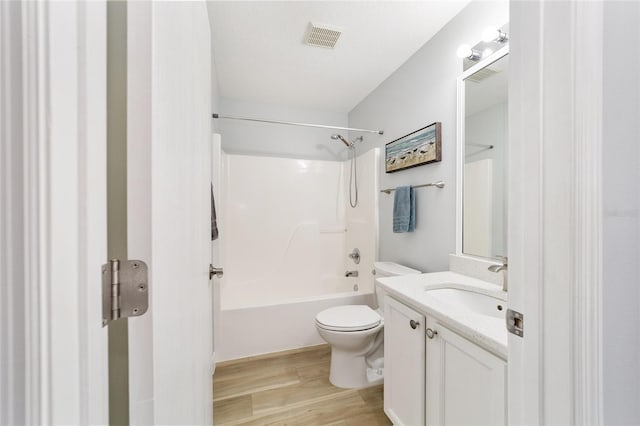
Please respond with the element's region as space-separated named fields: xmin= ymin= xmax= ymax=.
xmin=456 ymin=44 xmax=481 ymax=61
xmin=482 ymin=26 xmax=509 ymax=43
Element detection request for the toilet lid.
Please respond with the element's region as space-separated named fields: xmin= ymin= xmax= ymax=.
xmin=316 ymin=305 xmax=382 ymax=332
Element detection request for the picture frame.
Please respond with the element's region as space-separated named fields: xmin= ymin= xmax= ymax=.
xmin=385 ymin=122 xmax=442 ymax=173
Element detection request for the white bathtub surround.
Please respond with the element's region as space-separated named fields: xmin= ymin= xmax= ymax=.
xmin=345 ymin=148 xmax=380 ymax=294
xmin=463 ymin=159 xmax=493 ymax=257
xmin=465 ymin=102 xmax=508 ymax=257
xmin=219 ymin=149 xmax=379 ymax=361
xmin=376 ymin=271 xmax=508 ymax=358
xmin=223 ymin=155 xmax=346 ymax=308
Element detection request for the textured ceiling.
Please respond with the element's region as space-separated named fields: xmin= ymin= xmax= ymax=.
xmin=208 ymin=1 xmax=471 ymax=113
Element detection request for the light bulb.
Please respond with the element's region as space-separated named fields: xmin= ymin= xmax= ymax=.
xmin=482 ymin=26 xmax=508 ymax=43
xmin=456 ymin=44 xmax=481 ymax=61
xmin=482 ymin=27 xmax=499 ymax=42
xmin=456 ymin=44 xmax=472 ymax=59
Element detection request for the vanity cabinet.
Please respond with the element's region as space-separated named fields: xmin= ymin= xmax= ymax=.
xmin=384 ymin=296 xmax=425 ymax=426
xmin=425 ymin=317 xmax=507 ymax=426
xmin=383 ymin=295 xmax=507 ymax=426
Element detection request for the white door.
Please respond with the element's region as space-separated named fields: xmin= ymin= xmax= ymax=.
xmin=127 ymin=1 xmax=214 ymax=424
xmin=211 ymin=134 xmax=224 ymax=372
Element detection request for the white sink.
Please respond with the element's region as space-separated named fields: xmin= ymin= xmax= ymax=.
xmin=423 ymin=288 xmax=505 ymax=319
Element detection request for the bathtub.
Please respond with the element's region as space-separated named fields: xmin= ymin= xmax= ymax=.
xmin=217 ymin=290 xmax=375 ymax=362
xmin=217 ymin=151 xmax=379 ymax=362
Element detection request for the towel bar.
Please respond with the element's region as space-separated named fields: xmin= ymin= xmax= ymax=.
xmin=380 ymin=181 xmax=445 ymax=194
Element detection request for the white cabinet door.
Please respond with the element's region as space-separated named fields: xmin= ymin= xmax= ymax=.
xmin=384 ymin=296 xmax=426 ymax=425
xmin=425 ymin=318 xmax=507 ymax=426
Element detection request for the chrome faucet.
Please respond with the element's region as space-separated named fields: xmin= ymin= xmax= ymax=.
xmin=345 ymin=270 xmax=359 ymax=278
xmin=488 ymin=256 xmax=508 ymax=292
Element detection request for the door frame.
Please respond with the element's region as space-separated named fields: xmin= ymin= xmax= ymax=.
xmin=508 ymin=1 xmax=603 ymax=424
xmin=0 ymin=1 xmax=109 ymax=424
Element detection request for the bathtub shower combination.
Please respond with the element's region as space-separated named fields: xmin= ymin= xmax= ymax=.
xmin=218 ymin=148 xmax=380 ymax=361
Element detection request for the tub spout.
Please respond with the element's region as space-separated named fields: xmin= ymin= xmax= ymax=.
xmin=345 ymin=270 xmax=359 ymax=277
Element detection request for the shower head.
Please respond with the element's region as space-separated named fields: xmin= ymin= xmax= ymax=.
xmin=331 ymin=134 xmax=350 ymax=147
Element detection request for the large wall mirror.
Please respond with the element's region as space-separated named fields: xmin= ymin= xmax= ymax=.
xmin=456 ymin=48 xmax=508 ymax=260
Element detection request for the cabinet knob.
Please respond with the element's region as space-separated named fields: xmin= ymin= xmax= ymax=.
xmin=409 ymin=319 xmax=420 ymax=330
xmin=426 ymin=328 xmax=438 ymax=339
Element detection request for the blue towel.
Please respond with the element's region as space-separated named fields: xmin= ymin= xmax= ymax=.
xmin=211 ymin=183 xmax=219 ymax=241
xmin=393 ymin=186 xmax=416 ymax=233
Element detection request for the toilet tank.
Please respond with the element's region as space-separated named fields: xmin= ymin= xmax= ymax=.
xmin=373 ymin=261 xmax=421 ymax=311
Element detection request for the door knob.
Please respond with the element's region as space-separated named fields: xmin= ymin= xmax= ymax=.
xmin=409 ymin=319 xmax=420 ymax=330
xmin=426 ymin=328 xmax=438 ymax=339
xmin=209 ymin=265 xmax=223 ymax=279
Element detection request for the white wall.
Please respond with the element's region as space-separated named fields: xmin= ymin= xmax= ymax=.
xmin=218 ymin=98 xmax=349 ymax=161
xmin=348 ymin=1 xmax=509 ymax=272
xmin=602 ymin=1 xmax=640 ymax=423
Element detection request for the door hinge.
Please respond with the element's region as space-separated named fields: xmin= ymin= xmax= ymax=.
xmin=506 ymin=308 xmax=524 ymax=337
xmin=102 ymin=259 xmax=149 ymax=327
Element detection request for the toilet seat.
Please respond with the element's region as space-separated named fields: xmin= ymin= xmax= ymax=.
xmin=316 ymin=305 xmax=382 ymax=332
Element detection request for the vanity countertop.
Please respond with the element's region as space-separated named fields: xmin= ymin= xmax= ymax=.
xmin=376 ymin=271 xmax=508 ymax=359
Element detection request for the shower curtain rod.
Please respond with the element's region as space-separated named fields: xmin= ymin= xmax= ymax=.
xmin=212 ymin=113 xmax=384 ymax=135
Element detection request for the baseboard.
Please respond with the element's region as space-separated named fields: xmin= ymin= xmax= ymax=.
xmin=216 ymin=344 xmax=330 ymax=368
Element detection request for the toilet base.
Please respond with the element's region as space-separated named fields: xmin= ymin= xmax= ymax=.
xmin=328 ymin=347 xmax=382 ymax=389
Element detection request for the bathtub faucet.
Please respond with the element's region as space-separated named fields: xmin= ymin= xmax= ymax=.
xmin=345 ymin=270 xmax=359 ymax=278
xmin=348 ymin=248 xmax=361 ymax=264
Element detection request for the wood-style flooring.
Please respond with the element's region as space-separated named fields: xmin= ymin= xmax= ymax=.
xmin=213 ymin=344 xmax=392 ymax=426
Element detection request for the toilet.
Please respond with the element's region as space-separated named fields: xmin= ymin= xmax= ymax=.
xmin=315 ymin=261 xmax=421 ymax=389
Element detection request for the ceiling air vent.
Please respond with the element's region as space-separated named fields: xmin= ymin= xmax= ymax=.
xmin=304 ymin=22 xmax=342 ymax=49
